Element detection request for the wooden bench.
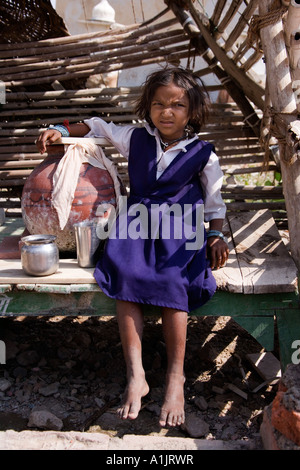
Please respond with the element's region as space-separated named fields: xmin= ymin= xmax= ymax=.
xmin=0 ymin=107 xmax=296 ymax=372
xmin=0 ymin=204 xmax=298 ymax=371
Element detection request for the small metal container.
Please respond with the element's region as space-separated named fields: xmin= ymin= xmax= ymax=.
xmin=74 ymin=221 xmax=101 ymax=268
xmin=21 ymin=234 xmax=59 ymax=276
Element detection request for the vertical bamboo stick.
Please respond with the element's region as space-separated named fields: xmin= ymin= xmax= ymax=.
xmin=284 ymin=0 xmax=300 ymax=112
xmin=188 ymin=0 xmax=265 ymax=110
xmin=166 ymin=2 xmax=262 ymax=137
xmin=259 ymin=0 xmax=300 ymax=267
xmin=211 ymin=0 xmax=227 ymax=27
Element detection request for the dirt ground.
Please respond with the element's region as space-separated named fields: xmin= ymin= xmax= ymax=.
xmin=0 ymin=314 xmax=278 ymax=447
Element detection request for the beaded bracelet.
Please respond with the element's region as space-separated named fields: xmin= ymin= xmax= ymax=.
xmin=207 ymin=230 xmax=227 ymax=242
xmin=48 ymin=124 xmax=70 ymax=137
xmin=63 ymin=119 xmax=70 ymax=133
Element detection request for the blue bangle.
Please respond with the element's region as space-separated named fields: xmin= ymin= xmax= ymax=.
xmin=207 ymin=230 xmax=226 ymax=241
xmin=48 ymin=124 xmax=70 ymax=137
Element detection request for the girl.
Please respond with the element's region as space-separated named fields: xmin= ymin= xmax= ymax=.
xmin=36 ymin=67 xmax=229 ymax=428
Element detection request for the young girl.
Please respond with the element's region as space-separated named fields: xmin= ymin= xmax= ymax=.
xmin=36 ymin=67 xmax=228 ymax=428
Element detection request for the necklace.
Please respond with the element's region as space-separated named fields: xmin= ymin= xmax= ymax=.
xmin=157 ymin=133 xmax=188 ymax=172
xmin=159 ymin=133 xmax=187 ymax=151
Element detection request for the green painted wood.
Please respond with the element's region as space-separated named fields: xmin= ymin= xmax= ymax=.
xmin=0 ymin=218 xmax=24 ymax=242
xmin=0 ymin=219 xmax=299 ymax=371
xmin=276 ymin=308 xmax=300 ymax=371
xmin=1 ymin=288 xmax=298 ymax=320
xmin=233 ymin=316 xmax=274 ymax=351
xmin=190 ymin=291 xmax=299 ymax=317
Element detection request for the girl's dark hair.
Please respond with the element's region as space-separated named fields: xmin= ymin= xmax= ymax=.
xmin=135 ymin=67 xmax=210 ymax=133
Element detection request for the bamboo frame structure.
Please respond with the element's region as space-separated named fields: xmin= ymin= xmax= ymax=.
xmin=1 ymin=0 xmax=300 ymax=254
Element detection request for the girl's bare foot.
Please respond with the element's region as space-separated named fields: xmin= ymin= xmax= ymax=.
xmin=117 ymin=374 xmax=149 ymax=420
xmin=159 ymin=372 xmax=185 ymax=427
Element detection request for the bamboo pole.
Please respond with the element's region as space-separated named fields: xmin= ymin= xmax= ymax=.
xmin=284 ymin=0 xmax=300 ymax=112
xmin=5 ymin=87 xmax=139 ymax=101
xmin=259 ymin=0 xmax=300 ymax=267
xmin=188 ymin=1 xmax=265 ymax=110
xmin=2 ymin=44 xmax=186 ymax=82
xmin=2 ymin=32 xmax=189 ymax=82
xmin=165 ymin=2 xmax=262 ymax=137
xmin=224 ymin=0 xmax=260 ymax=52
xmin=211 ymin=0 xmax=227 ymax=27
xmin=215 ymin=0 xmax=244 ymax=39
xmin=4 ymin=48 xmax=191 ymax=87
xmin=0 ymin=17 xmax=178 ymax=55
xmin=284 ymin=0 xmax=300 ymax=49
xmin=0 ymin=29 xmax=185 ymax=71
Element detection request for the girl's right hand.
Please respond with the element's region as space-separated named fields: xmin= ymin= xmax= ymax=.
xmin=36 ymin=129 xmax=62 ymax=154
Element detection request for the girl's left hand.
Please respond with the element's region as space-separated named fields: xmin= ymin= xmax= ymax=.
xmin=207 ymin=237 xmax=229 ymax=270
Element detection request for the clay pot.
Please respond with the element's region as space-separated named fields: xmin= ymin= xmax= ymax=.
xmin=21 ymin=144 xmax=117 ymax=251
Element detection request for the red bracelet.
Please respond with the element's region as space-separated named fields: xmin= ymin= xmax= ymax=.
xmin=63 ymin=119 xmax=70 ymax=133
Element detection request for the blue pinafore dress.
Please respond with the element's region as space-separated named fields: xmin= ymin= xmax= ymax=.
xmin=94 ymin=127 xmax=217 ymax=313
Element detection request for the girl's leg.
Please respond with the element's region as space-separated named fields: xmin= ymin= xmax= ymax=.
xmin=116 ymin=299 xmax=149 ymax=420
xmin=160 ymin=307 xmax=187 ymax=427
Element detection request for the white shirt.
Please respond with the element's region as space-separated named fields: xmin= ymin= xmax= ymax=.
xmin=84 ymin=117 xmax=226 ymax=222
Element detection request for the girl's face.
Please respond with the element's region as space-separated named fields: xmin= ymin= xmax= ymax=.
xmin=150 ymin=82 xmax=190 ymax=143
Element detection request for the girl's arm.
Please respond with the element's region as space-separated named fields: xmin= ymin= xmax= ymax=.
xmin=207 ymin=218 xmax=229 ymax=270
xmin=200 ymin=152 xmax=229 ymax=269
xmin=36 ymin=123 xmax=90 ymax=154
xmin=36 ymin=118 xmax=135 ymax=158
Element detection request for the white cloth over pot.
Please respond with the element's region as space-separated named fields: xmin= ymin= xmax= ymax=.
xmin=51 ymin=140 xmax=122 ymax=230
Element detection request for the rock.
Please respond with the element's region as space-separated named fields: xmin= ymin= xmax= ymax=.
xmin=57 ymin=346 xmax=73 ymax=360
xmin=271 ymin=391 xmax=300 ymax=446
xmin=72 ymin=331 xmax=91 ymax=348
xmin=16 ymin=350 xmax=39 ymax=366
xmin=181 ymin=413 xmax=210 ymax=438
xmin=5 ymin=340 xmax=19 ymax=360
xmin=145 ymin=402 xmax=160 ymax=416
xmin=15 ymin=389 xmax=31 ymax=403
xmin=12 ymin=367 xmax=27 ymax=379
xmin=105 ymin=383 xmax=121 ymax=399
xmin=260 ymin=403 xmax=300 ymax=450
xmin=94 ymin=397 xmax=105 ymax=408
xmin=193 ymin=381 xmax=204 ymax=394
xmin=39 ymin=382 xmax=60 ymax=397
xmin=194 ymin=396 xmax=208 ymax=411
xmin=260 ymin=364 xmax=300 ymax=449
xmin=212 ymin=385 xmax=225 ymax=395
xmin=281 ymin=363 xmax=300 ymax=390
xmin=0 ymin=378 xmax=11 ymax=392
xmin=282 ymin=385 xmax=300 ymax=412
xmin=221 ymin=423 xmax=239 ymax=440
xmin=27 ymin=410 xmax=63 ymax=431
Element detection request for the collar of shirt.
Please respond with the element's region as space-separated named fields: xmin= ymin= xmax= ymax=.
xmin=144 ymin=123 xmax=199 ymax=177
xmin=144 ymin=123 xmax=198 ymax=154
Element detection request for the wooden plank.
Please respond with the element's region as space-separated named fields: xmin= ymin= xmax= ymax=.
xmin=246 ymin=352 xmax=281 ymax=381
xmin=0 ymin=258 xmax=97 ymax=284
xmin=0 ymin=249 xmax=243 ymax=293
xmin=227 ymin=209 xmax=298 ymax=294
xmin=0 ymin=211 xmax=296 ymax=296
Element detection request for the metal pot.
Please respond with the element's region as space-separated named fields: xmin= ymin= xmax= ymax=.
xmin=21 ymin=234 xmax=59 ymax=276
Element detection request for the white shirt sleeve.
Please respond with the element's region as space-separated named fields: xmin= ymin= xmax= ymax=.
xmin=200 ymin=151 xmax=226 ymax=222
xmin=83 ymin=117 xmax=135 ymax=158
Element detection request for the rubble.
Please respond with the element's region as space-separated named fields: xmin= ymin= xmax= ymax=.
xmin=0 ymin=315 xmax=279 ymax=448
xmin=260 ymin=363 xmax=300 ymax=449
